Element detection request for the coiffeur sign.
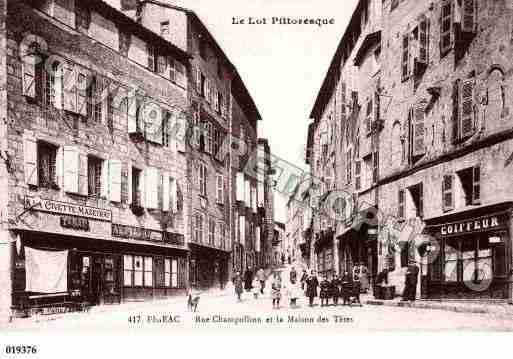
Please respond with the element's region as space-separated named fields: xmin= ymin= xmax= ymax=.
xmin=24 ymin=196 xmax=112 ymax=222
xmin=441 ymin=215 xmax=502 ymax=236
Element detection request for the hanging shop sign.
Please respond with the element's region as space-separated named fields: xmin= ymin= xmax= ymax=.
xmin=60 ymin=215 xmax=90 ymax=231
xmin=440 ymin=214 xmax=506 ymax=236
xmin=24 ymin=197 xmax=112 ymax=222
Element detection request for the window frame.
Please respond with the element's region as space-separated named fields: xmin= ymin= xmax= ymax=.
xmin=37 ymin=141 xmax=58 ymax=189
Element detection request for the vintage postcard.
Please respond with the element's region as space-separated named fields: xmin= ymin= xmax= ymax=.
xmin=1 ymin=0 xmax=513 ymax=354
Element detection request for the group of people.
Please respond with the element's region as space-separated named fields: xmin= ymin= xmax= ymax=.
xmin=301 ymin=264 xmax=368 ymax=307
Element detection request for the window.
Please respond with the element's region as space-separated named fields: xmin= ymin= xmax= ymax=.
xmin=355 ymin=160 xmax=361 ymax=190
xmin=216 ymin=173 xmax=224 ymax=204
xmin=217 ymin=92 xmax=223 ymax=114
xmin=75 ymin=4 xmax=91 ymax=32
xmin=461 ymin=0 xmax=477 ymax=34
xmin=160 ymin=20 xmax=170 ymax=36
xmin=204 ymin=122 xmax=213 ymax=154
xmin=38 ymin=142 xmax=57 ymax=188
xmin=157 ymin=55 xmax=167 ymax=75
xmin=194 ymin=213 xmax=204 ymax=243
xmin=442 ymin=174 xmax=454 ymax=212
xmin=443 ymin=237 xmax=492 ymax=285
xmin=45 ymin=62 xmax=59 ymax=108
xmin=440 ymin=0 xmax=453 ymax=56
xmin=459 ymin=79 xmax=475 ymax=138
xmin=147 ymin=45 xmax=156 ymax=72
xmin=198 ymin=162 xmax=207 ymax=196
xmin=346 ymin=148 xmax=352 ymax=183
xmin=123 ymin=255 xmax=133 ymax=286
xmin=87 ymin=156 xmax=102 ymax=197
xmin=398 ymin=189 xmax=405 ymax=220
xmin=209 ymin=218 xmax=215 ymax=246
xmin=143 ymin=256 xmax=153 ymax=287
xmin=372 ymin=151 xmax=379 ymax=184
xmin=401 ymin=33 xmax=411 ymax=81
xmin=162 ymin=111 xmax=171 ymax=147
xmin=200 ymin=73 xmax=206 ymax=97
xmin=91 ymin=76 xmax=103 ymax=123
xmin=457 ymin=166 xmax=480 ymax=206
xmin=132 ymin=167 xmax=142 ymax=208
xmin=134 ymin=256 xmax=143 ymax=286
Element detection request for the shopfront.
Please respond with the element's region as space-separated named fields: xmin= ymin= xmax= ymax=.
xmin=189 ymin=243 xmax=230 ymax=290
xmin=338 ymin=224 xmax=378 ymax=282
xmin=314 ymin=229 xmax=335 ymax=279
xmin=423 ymin=204 xmax=512 ymax=300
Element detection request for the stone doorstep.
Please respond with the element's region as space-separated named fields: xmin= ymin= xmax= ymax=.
xmin=365 ymin=298 xmax=513 ymax=317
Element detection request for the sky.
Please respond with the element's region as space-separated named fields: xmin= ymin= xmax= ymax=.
xmin=171 ymin=0 xmax=358 ymax=222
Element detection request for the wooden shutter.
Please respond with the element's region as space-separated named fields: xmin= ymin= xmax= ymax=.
xmin=145 ymin=167 xmax=159 ymax=209
xmin=22 ymin=55 xmax=37 ymax=99
xmin=401 ymin=33 xmax=410 ymax=81
xmin=78 ymin=153 xmax=88 ymax=196
xmin=461 ymin=0 xmax=477 ymax=33
xmin=109 ymin=159 xmax=122 ymax=202
xmin=162 ymin=172 xmax=170 ymax=212
xmin=452 ymin=79 xmax=460 ymax=142
xmin=413 ymin=104 xmax=426 ymax=157
xmin=55 ymin=146 xmax=64 ymax=189
xmin=63 ymin=146 xmax=79 ymax=193
xmin=236 ymin=172 xmax=244 ymax=201
xmin=169 ymin=58 xmax=176 ymax=83
xmin=417 ymin=16 xmax=429 ymax=65
xmin=460 ymin=79 xmax=475 ymax=138
xmin=62 ymin=64 xmax=77 ymax=112
xmin=127 ymin=163 xmax=133 ymax=205
xmin=366 ymin=98 xmax=373 ymax=134
xmin=101 ymin=159 xmax=109 ymax=199
xmin=442 ymin=174 xmax=454 ymax=211
xmin=216 ymin=174 xmax=224 ymax=204
xmin=472 ymin=166 xmax=480 ymax=204
xmin=127 ymin=95 xmax=138 ymax=134
xmin=440 ymin=0 xmax=453 ymax=56
xmin=355 ymin=160 xmax=361 ymax=190
xmin=170 ymin=178 xmax=178 ymax=213
xmin=23 ymin=133 xmax=38 ymax=186
xmin=204 ymin=122 xmax=212 ymax=154
xmin=174 ymin=113 xmax=186 ymax=153
xmin=244 ymin=179 xmax=251 ymax=207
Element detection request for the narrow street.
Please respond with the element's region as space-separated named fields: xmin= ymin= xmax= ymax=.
xmin=5 ymin=291 xmax=513 ymax=332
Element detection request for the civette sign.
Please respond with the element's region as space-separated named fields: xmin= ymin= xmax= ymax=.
xmin=24 ymin=197 xmax=112 ymax=222
xmin=441 ymin=215 xmax=501 ymax=236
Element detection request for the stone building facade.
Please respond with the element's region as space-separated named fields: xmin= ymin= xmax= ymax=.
xmin=0 ymin=0 xmax=191 ymax=320
xmin=308 ymin=0 xmax=513 ymax=301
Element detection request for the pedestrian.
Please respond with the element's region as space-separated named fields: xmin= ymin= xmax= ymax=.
xmin=289 ymin=266 xmax=297 ymax=283
xmin=374 ymin=267 xmax=389 ymax=299
xmin=287 ymin=273 xmax=302 ymax=308
xmin=300 ymin=269 xmax=308 ymax=291
xmin=319 ymin=275 xmax=330 ymax=307
xmin=233 ymin=271 xmax=243 ymax=302
xmin=331 ymin=274 xmax=341 ymax=306
xmin=341 ymin=270 xmax=352 ymax=306
xmin=402 ymin=263 xmax=419 ymax=301
xmin=271 ymin=272 xmax=282 ymax=309
xmin=252 ymin=276 xmax=261 ymax=299
xmin=305 ymin=270 xmax=319 ymax=307
xmin=243 ymin=266 xmax=253 ymax=292
xmin=359 ymin=263 xmax=370 ymax=293
xmin=256 ymin=267 xmax=266 ymax=295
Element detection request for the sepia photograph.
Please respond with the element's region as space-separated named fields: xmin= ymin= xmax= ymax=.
xmin=0 ymin=0 xmax=513 ymax=356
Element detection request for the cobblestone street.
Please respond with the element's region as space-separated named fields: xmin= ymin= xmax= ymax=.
xmin=5 ymin=291 xmax=513 ymax=332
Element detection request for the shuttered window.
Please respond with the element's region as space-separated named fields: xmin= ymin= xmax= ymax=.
xmin=216 ymin=173 xmax=224 ymax=204
xmin=194 ymin=213 xmax=204 ymax=243
xmin=460 ymin=79 xmax=475 ymax=138
xmin=440 ymin=0 xmax=453 ymax=56
xmin=198 ymin=162 xmax=207 ymax=196
xmin=132 ymin=167 xmax=143 ymax=208
xmin=401 ymin=33 xmax=410 ymax=81
xmin=442 ymin=174 xmax=454 ymax=211
xmin=417 ymin=15 xmax=429 ymax=66
xmin=147 ymin=45 xmax=156 ymax=72
xmin=88 ymin=156 xmax=102 ymax=197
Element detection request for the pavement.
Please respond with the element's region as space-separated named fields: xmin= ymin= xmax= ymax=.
xmin=3 ymin=288 xmax=513 ymax=332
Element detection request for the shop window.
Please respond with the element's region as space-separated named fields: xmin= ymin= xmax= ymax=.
xmin=123 ymin=254 xmax=133 ymax=287
xmin=104 ymin=256 xmax=117 ymax=295
xmin=444 ymin=242 xmax=459 ymax=282
xmin=457 ymin=166 xmax=480 ymax=206
xmin=134 ymin=256 xmax=143 ymax=286
xmin=38 ymin=141 xmax=58 ymax=189
xmin=144 ymin=256 xmax=153 ymax=287
xmin=87 ymin=155 xmax=103 ymax=197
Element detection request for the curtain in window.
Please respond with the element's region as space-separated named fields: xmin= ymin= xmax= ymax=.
xmin=25 ymin=247 xmax=68 ymax=293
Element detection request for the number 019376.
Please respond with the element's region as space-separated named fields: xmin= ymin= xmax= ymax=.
xmin=4 ymin=345 xmax=38 ymax=354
